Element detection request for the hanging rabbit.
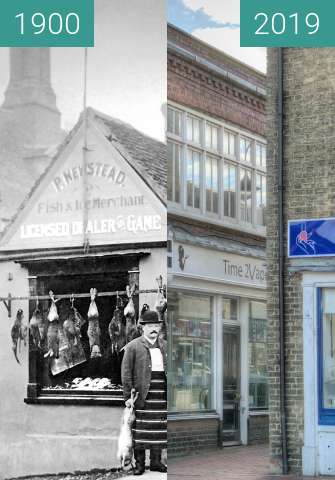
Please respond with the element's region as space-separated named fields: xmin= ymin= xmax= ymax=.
xmin=63 ymin=295 xmax=82 ymax=350
xmin=44 ymin=291 xmax=60 ymax=359
xmin=124 ymin=285 xmax=138 ymax=343
xmin=109 ymin=293 xmax=125 ymax=353
xmin=87 ymin=288 xmax=101 ymax=358
xmin=29 ymin=300 xmax=45 ymax=351
xmin=117 ymin=388 xmax=139 ymax=470
xmin=11 ymin=309 xmax=28 ymax=364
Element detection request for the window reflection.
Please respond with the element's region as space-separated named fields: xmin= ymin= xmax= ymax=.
xmin=167 ymin=141 xmax=181 ymax=203
xmin=240 ymin=137 xmax=251 ymax=163
xmin=322 ymin=289 xmax=335 ymax=409
xmin=224 ymin=163 xmax=236 ymax=218
xmin=206 ymin=155 xmax=219 ymax=214
xmin=187 ymin=149 xmax=201 ymax=209
xmin=187 ymin=115 xmax=201 ymax=144
xmin=240 ymin=168 xmax=252 ymax=223
xmin=249 ymin=302 xmax=268 ymax=409
xmin=256 ymin=174 xmax=266 ymax=226
xmin=168 ymin=291 xmax=213 ymax=412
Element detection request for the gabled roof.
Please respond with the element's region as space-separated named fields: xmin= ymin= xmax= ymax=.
xmin=90 ymin=108 xmax=166 ymax=202
xmin=0 ymin=107 xmax=166 ymax=238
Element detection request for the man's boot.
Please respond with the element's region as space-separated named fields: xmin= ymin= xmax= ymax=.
xmin=150 ymin=449 xmax=167 ymax=472
xmin=133 ymin=448 xmax=146 ymax=475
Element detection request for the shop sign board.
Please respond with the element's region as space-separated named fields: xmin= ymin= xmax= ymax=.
xmin=288 ymin=218 xmax=335 ymax=258
xmin=173 ymin=243 xmax=267 ymax=288
xmin=0 ymin=121 xmax=166 ymax=251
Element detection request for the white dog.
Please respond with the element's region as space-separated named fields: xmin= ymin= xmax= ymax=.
xmin=117 ymin=388 xmax=139 ymax=470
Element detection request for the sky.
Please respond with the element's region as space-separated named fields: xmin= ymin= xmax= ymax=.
xmin=168 ymin=0 xmax=266 ymax=73
xmin=0 ymin=0 xmax=166 ymax=140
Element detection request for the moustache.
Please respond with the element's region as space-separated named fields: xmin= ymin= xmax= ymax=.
xmin=150 ymin=330 xmax=158 ymax=334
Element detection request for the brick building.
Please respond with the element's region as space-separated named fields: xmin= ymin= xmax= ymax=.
xmin=267 ymin=48 xmax=335 ymax=477
xmin=167 ymin=24 xmax=267 ymax=455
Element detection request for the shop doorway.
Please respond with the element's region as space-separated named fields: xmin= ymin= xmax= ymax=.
xmin=222 ymin=324 xmax=241 ymax=445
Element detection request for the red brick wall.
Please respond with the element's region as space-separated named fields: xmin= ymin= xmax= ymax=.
xmin=168 ymin=418 xmax=220 ymax=456
xmin=168 ymin=24 xmax=265 ymax=89
xmin=168 ymin=53 xmax=265 ymax=136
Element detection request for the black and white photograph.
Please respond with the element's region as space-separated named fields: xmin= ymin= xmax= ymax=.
xmin=0 ymin=1 xmax=167 ymax=479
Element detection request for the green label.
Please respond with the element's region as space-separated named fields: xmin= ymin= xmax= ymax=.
xmin=241 ymin=0 xmax=334 ymax=47
xmin=0 ymin=0 xmax=94 ymax=47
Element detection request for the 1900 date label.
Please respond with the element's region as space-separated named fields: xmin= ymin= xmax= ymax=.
xmin=0 ymin=0 xmax=94 ymax=46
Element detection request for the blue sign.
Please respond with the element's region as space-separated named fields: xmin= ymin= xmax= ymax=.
xmin=288 ymin=218 xmax=335 ymax=257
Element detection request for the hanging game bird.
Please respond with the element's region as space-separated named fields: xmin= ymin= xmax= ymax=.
xmin=11 ymin=309 xmax=27 ymax=364
xmin=29 ymin=308 xmax=44 ymax=350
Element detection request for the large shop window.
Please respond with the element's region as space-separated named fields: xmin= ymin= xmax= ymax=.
xmin=249 ymin=301 xmax=268 ymax=409
xmin=25 ymin=256 xmax=143 ymax=405
xmin=168 ymin=291 xmax=213 ymax=413
xmin=318 ymin=288 xmax=335 ymax=424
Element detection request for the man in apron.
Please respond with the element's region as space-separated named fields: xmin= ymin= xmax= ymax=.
xmin=121 ymin=310 xmax=167 ymax=475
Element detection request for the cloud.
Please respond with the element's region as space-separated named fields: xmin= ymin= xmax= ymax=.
xmin=193 ymin=27 xmax=266 ymax=73
xmin=168 ymin=0 xmax=266 ymax=72
xmin=168 ymin=0 xmax=229 ymax=32
xmin=183 ymin=0 xmax=240 ymax=25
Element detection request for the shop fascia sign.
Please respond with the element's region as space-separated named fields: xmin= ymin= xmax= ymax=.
xmin=288 ymin=218 xmax=335 ymax=258
xmin=173 ymin=243 xmax=267 ymax=288
xmin=0 ymin=118 xmax=166 ymax=250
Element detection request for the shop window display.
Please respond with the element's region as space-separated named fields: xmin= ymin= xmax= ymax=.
xmin=168 ymin=291 xmax=212 ymax=412
xmin=26 ymin=256 xmax=166 ymax=403
xmin=249 ymin=301 xmax=268 ymax=409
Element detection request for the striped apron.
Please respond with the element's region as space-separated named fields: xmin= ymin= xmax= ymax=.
xmin=133 ymin=371 xmax=167 ymax=450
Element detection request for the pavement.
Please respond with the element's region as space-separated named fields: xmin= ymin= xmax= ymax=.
xmin=125 ymin=472 xmax=166 ymax=480
xmin=167 ymin=444 xmax=335 ymax=480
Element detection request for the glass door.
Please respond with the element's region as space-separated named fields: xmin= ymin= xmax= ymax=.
xmin=222 ymin=324 xmax=241 ymax=445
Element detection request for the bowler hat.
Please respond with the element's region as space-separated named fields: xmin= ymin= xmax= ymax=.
xmin=139 ymin=310 xmax=162 ymax=324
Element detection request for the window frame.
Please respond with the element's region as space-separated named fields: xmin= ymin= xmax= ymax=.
xmin=248 ymin=300 xmax=268 ymax=411
xmin=167 ymin=106 xmax=183 ymax=139
xmin=167 ymin=102 xmax=267 ymax=233
xmin=167 ymin=140 xmax=182 ymax=205
xmin=168 ymin=289 xmax=214 ymax=414
xmin=318 ymin=287 xmax=335 ymax=425
xmin=205 ymin=153 xmax=220 ymax=216
xmin=186 ymin=147 xmax=202 ymax=211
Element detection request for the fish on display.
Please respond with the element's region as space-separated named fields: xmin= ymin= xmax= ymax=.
xmin=87 ymin=288 xmax=101 ymax=358
xmin=11 ymin=309 xmax=27 ymax=364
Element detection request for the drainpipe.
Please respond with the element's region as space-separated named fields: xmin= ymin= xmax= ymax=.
xmin=277 ymin=47 xmax=288 ymax=475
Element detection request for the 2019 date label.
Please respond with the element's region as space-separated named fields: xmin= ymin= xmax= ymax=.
xmin=241 ymin=0 xmax=334 ymax=47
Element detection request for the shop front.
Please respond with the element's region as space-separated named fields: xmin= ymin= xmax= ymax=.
xmin=0 ymin=108 xmax=167 ymax=477
xmin=167 ymin=230 xmax=268 ymax=454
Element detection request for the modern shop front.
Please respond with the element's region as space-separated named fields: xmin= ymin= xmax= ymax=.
xmin=0 ymin=108 xmax=166 ymax=477
xmin=167 ymin=227 xmax=268 ymax=454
